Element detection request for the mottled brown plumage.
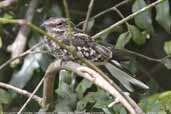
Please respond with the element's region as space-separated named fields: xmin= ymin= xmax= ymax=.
xmin=41 ymin=17 xmax=112 ymax=62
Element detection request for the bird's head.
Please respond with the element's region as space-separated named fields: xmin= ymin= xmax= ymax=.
xmin=41 ymin=17 xmax=74 ymax=34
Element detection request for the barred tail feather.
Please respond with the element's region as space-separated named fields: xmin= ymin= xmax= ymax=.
xmin=105 ymin=62 xmax=149 ymax=92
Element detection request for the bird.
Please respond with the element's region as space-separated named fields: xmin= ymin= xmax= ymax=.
xmin=41 ymin=17 xmax=149 ymax=91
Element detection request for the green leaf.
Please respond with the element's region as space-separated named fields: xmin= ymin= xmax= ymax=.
xmin=112 ymin=104 xmax=127 ymax=114
xmin=55 ymin=70 xmax=77 ymax=112
xmin=59 ymin=70 xmax=72 ymax=86
xmin=139 ymin=91 xmax=171 ymax=113
xmin=132 ymin=0 xmax=153 ymax=33
xmin=3 ymin=12 xmax=14 ymax=19
xmin=161 ymin=58 xmax=171 ymax=69
xmin=76 ymin=89 xmax=112 ymax=111
xmin=76 ymin=93 xmax=94 ymax=111
xmin=164 ymin=40 xmax=171 ymax=55
xmin=162 ymin=40 xmax=171 ymax=69
xmin=0 ymin=89 xmax=11 ymax=104
xmin=115 ymin=32 xmax=131 ymax=49
xmin=128 ymin=24 xmax=146 ymax=45
xmin=155 ymin=0 xmax=171 ymax=33
xmin=0 ymin=36 xmax=2 ymax=48
xmin=93 ymin=89 xmax=112 ymax=109
xmin=76 ymin=79 xmax=93 ymax=99
xmin=55 ymin=82 xmax=77 ymax=112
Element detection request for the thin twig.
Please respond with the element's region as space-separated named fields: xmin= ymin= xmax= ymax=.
xmin=17 ymin=74 xmax=45 ymax=114
xmin=63 ymin=0 xmax=73 ymax=46
xmin=7 ymin=0 xmax=40 ymax=64
xmin=92 ymin=0 xmax=165 ymax=39
xmin=112 ymin=7 xmax=129 ymax=28
xmin=77 ymin=0 xmax=130 ymax=27
xmin=0 ymin=82 xmax=41 ymax=104
xmin=82 ymin=0 xmax=95 ymax=33
xmin=118 ymin=48 xmax=162 ymax=63
xmin=0 ymin=42 xmax=43 ymax=71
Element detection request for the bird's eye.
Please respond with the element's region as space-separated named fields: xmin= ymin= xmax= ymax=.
xmin=56 ymin=22 xmax=63 ymax=26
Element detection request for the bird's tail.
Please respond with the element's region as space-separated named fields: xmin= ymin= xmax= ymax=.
xmin=105 ymin=60 xmax=149 ymax=92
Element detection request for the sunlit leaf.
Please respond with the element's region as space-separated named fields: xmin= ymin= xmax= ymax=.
xmin=155 ymin=0 xmax=171 ymax=33
xmin=128 ymin=24 xmax=146 ymax=45
xmin=164 ymin=40 xmax=171 ymax=55
xmin=3 ymin=11 xmax=14 ymax=19
xmin=132 ymin=0 xmax=153 ymax=33
xmin=163 ymin=40 xmax=171 ymax=69
xmin=115 ymin=32 xmax=131 ymax=49
xmin=0 ymin=37 xmax=2 ymax=48
xmin=161 ymin=58 xmax=171 ymax=69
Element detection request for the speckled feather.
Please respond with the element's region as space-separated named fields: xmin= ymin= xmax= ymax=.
xmin=41 ymin=17 xmax=112 ymax=62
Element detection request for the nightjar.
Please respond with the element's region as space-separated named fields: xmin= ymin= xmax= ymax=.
xmin=41 ymin=17 xmax=112 ymax=63
xmin=41 ymin=17 xmax=149 ymax=91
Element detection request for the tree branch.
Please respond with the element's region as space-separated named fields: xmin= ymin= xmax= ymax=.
xmin=92 ymin=0 xmax=165 ymax=39
xmin=0 ymin=42 xmax=43 ymax=71
xmin=82 ymin=0 xmax=95 ymax=32
xmin=7 ymin=0 xmax=40 ymax=65
xmin=42 ymin=61 xmax=60 ymax=108
xmin=0 ymin=82 xmax=41 ymax=104
xmin=49 ymin=60 xmax=144 ymax=114
xmin=17 ymin=74 xmax=45 ymax=114
xmin=77 ymin=0 xmax=130 ymax=27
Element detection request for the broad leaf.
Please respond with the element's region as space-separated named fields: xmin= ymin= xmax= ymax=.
xmin=139 ymin=91 xmax=171 ymax=113
xmin=0 ymin=36 xmax=2 ymax=48
xmin=155 ymin=0 xmax=171 ymax=33
xmin=0 ymin=89 xmax=11 ymax=104
xmin=115 ymin=32 xmax=131 ymax=49
xmin=76 ymin=79 xmax=93 ymax=99
xmin=55 ymin=70 xmax=77 ymax=112
xmin=55 ymin=82 xmax=77 ymax=112
xmin=132 ymin=0 xmax=153 ymax=33
xmin=128 ymin=24 xmax=146 ymax=45
xmin=161 ymin=58 xmax=171 ymax=69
